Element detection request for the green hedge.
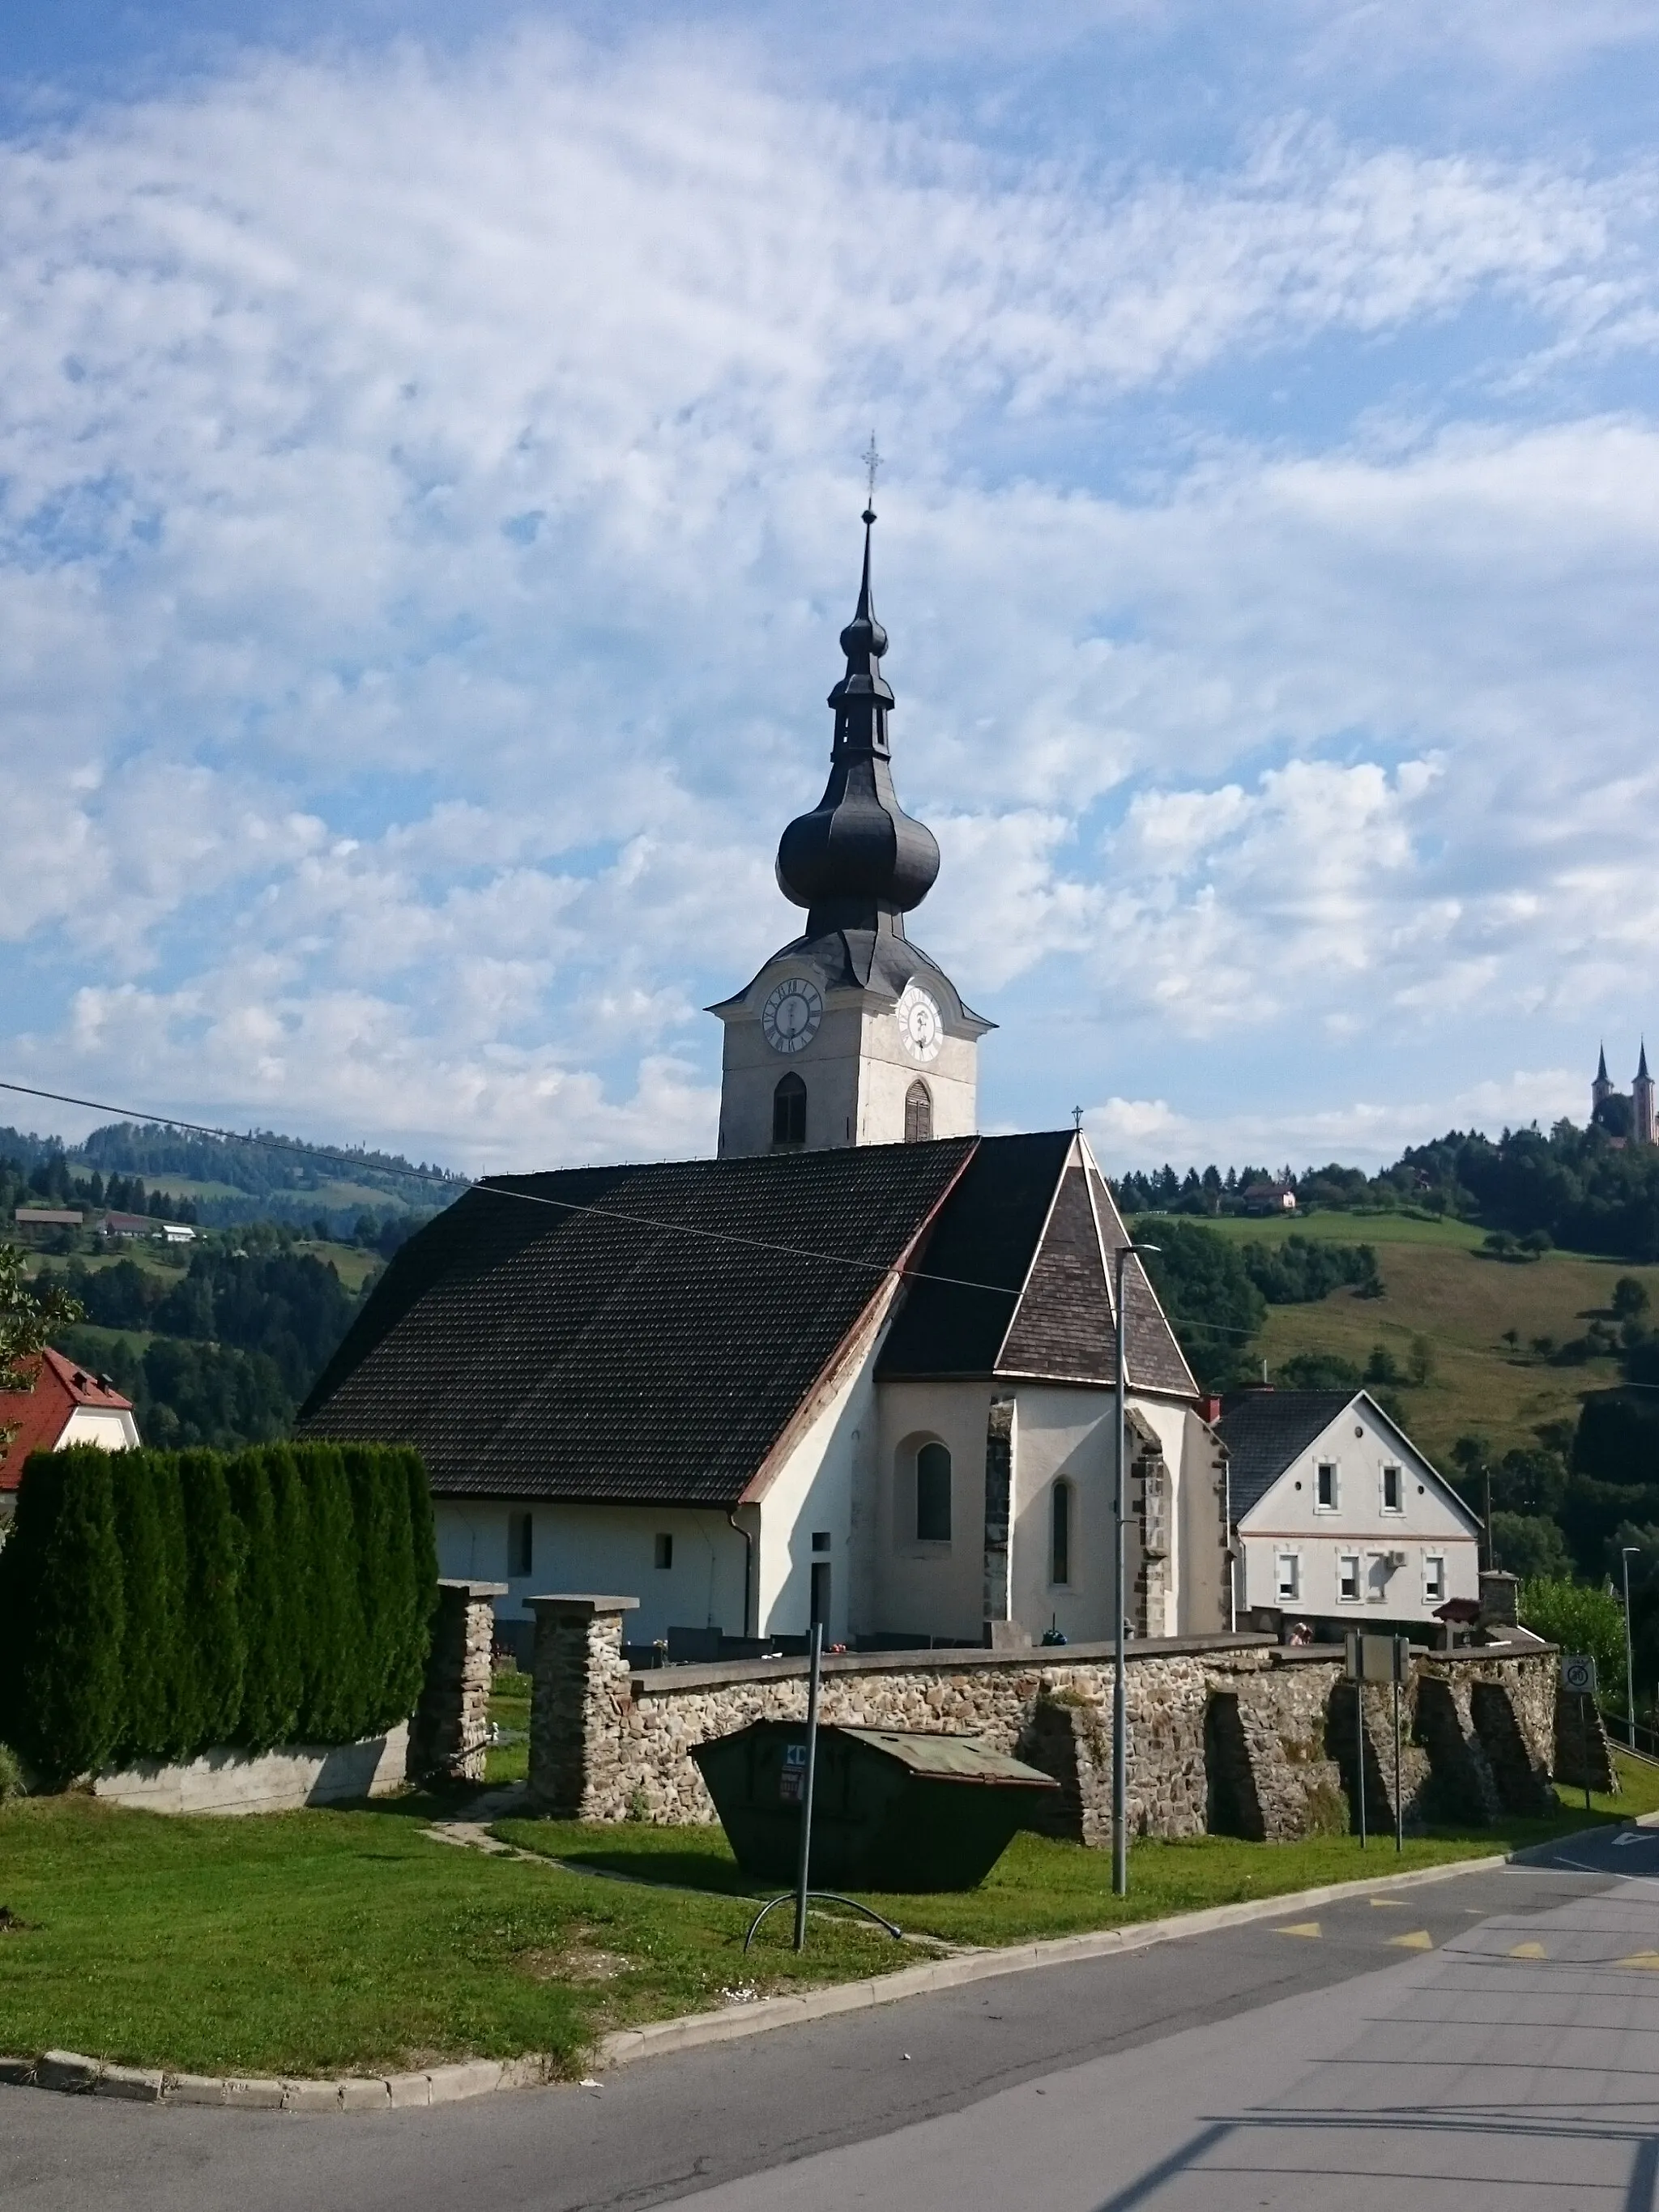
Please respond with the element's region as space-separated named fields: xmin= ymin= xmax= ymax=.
xmin=0 ymin=1442 xmax=437 ymax=1784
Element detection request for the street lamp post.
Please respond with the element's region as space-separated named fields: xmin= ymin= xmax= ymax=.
xmin=1114 ymin=1239 xmax=1159 ymax=1900
xmin=1623 ymin=1545 xmax=1640 ymax=1750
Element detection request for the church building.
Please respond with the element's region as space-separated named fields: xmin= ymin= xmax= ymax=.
xmin=301 ymin=510 xmax=1229 ymax=1658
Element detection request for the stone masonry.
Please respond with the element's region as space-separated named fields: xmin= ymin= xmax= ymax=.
xmin=524 ymin=1601 xmax=1563 ymax=1843
xmin=408 ymin=1579 xmax=506 ymax=1787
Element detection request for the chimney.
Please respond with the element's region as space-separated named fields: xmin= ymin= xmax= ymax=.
xmin=1201 ymin=1394 xmax=1222 ymax=1425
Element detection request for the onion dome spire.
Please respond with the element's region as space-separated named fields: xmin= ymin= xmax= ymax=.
xmin=775 ymin=505 xmax=940 ymax=936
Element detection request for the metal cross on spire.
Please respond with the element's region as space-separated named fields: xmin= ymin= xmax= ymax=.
xmin=862 ymin=431 xmax=882 ymax=507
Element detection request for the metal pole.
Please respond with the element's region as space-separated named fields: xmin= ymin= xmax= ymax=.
xmin=1111 ymin=1240 xmax=1158 ymax=1902
xmin=793 ymin=1622 xmax=823 ymax=1952
xmin=1392 ymin=1641 xmax=1404 ymax=1856
xmin=1580 ymin=1692 xmax=1592 ymax=1816
xmin=1623 ymin=1548 xmax=1639 ymax=1749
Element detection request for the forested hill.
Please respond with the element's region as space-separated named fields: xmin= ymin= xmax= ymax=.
xmin=1115 ymin=1118 xmax=1659 ymax=1265
xmin=0 ymin=1119 xmax=465 ymax=1234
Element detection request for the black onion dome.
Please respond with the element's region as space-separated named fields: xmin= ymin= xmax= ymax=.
xmin=776 ymin=509 xmax=940 ymax=933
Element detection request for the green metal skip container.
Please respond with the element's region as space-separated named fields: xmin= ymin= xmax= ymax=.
xmin=689 ymin=1720 xmax=1060 ymax=1890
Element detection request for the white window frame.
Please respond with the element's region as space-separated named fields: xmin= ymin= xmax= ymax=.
xmin=1315 ymin=1461 xmax=1339 ymax=1513
xmin=1381 ymin=1463 xmax=1404 ymax=1515
xmin=1275 ymin=1550 xmax=1302 ymax=1604
xmin=1337 ymin=1553 xmax=1361 ymax=1604
xmin=1423 ymin=1552 xmax=1446 ymax=1604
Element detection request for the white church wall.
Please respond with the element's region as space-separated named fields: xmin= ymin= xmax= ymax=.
xmin=748 ymin=1318 xmax=883 ymax=1647
xmin=872 ymin=1379 xmax=996 ymax=1643
xmin=717 ymin=992 xmax=867 ymax=1156
xmin=852 ymin=1008 xmax=977 ymax=1144
xmin=1005 ymin=1385 xmax=1117 ymax=1644
xmin=433 ymin=1499 xmax=745 ymax=1647
xmin=1171 ymin=1405 xmax=1230 ymax=1634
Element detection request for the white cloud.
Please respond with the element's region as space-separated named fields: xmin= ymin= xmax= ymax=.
xmin=0 ymin=30 xmax=1655 ymax=1161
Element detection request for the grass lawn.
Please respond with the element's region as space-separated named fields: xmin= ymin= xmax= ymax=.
xmin=484 ymin=1669 xmax=531 ymax=1785
xmin=1163 ymin=1211 xmax=1490 ymax=1251
xmin=2 ymin=1757 xmax=1652 ymax=2081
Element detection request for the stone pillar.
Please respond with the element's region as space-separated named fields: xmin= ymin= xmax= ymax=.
xmin=982 ymin=1398 xmax=1017 ymax=1647
xmin=527 ymin=1595 xmax=640 ymax=1818
xmin=1130 ymin=1416 xmax=1169 ymax=1639
xmin=1479 ymin=1571 xmax=1520 ymax=1632
xmin=408 ymin=1579 xmax=507 ymax=1788
xmin=1554 ymin=1686 xmax=1618 ymax=1794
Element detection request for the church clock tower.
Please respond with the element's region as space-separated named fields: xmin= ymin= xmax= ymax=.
xmin=710 ymin=506 xmax=992 ymax=1155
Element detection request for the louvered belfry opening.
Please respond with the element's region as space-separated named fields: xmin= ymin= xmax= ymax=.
xmin=772 ymin=1071 xmax=807 ymax=1147
xmin=904 ymin=1079 xmax=932 ymax=1143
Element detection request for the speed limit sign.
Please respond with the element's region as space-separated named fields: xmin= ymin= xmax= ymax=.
xmin=1561 ymin=1653 xmax=1597 ymax=1696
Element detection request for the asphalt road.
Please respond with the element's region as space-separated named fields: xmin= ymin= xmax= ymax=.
xmin=2 ymin=1830 xmax=1653 ymax=2212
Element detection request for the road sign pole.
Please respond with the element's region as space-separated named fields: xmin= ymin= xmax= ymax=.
xmin=793 ymin=1622 xmax=823 ymax=1952
xmin=1392 ymin=1638 xmax=1405 ymax=1856
xmin=1580 ymin=1692 xmax=1592 ymax=1816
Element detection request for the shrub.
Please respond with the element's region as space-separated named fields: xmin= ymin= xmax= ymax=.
xmin=0 ymin=1741 xmax=23 ymax=1798
xmin=1519 ymin=1576 xmax=1624 ymax=1702
xmin=0 ymin=1441 xmax=435 ymax=1780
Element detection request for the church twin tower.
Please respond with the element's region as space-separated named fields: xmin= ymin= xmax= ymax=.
xmin=710 ymin=508 xmax=992 ymax=1156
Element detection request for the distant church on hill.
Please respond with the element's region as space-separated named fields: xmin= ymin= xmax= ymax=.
xmin=301 ymin=508 xmax=1229 ymax=1659
xmin=1591 ymin=1045 xmax=1657 ymax=1145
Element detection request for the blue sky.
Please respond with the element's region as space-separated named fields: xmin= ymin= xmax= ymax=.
xmin=2 ymin=2 xmax=1658 ymax=1173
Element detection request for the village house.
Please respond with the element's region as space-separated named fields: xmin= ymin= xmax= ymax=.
xmin=0 ymin=1347 xmax=140 ymax=1519
xmin=1218 ymin=1387 xmax=1482 ymax=1638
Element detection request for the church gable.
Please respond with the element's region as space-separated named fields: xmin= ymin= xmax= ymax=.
xmin=995 ymin=1161 xmax=1116 ymax=1382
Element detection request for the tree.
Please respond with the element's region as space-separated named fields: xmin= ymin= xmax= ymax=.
xmin=1520 ymin=1576 xmax=1626 ymax=1707
xmin=0 ymin=1243 xmax=83 ymax=1455
xmin=1491 ymin=1513 xmax=1571 ymax=1581
xmin=1614 ymin=1276 xmax=1651 ymax=1323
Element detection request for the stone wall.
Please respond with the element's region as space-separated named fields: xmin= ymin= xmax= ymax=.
xmin=525 ymin=1600 xmax=1568 ymax=1844
xmin=409 ymin=1579 xmax=505 ymax=1787
xmin=1554 ymin=1686 xmax=1619 ymax=1794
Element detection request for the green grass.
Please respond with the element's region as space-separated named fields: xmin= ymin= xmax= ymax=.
xmin=1166 ymin=1210 xmax=1489 ymax=1250
xmin=484 ymin=1669 xmax=531 ymax=1786
xmin=1 ymin=1755 xmax=1651 ymax=2080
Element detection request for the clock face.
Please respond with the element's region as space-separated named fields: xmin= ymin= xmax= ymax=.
xmin=897 ymin=983 xmax=943 ymax=1063
xmin=761 ymin=976 xmax=824 ymax=1055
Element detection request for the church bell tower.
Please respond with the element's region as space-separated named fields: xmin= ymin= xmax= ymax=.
xmin=710 ymin=505 xmax=991 ymax=1156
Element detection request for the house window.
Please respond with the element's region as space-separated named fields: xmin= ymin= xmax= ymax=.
xmin=915 ymin=1441 xmax=952 ymax=1543
xmin=1051 ymin=1479 xmax=1073 ymax=1587
xmin=1424 ymin=1554 xmax=1446 ymax=1603
xmin=654 ymin=1533 xmax=673 ymax=1571
xmin=1316 ymin=1463 xmax=1338 ymax=1511
xmin=1338 ymin=1554 xmax=1361 ymax=1604
xmin=1276 ymin=1552 xmax=1301 ymax=1604
xmin=772 ymin=1072 xmax=807 ymax=1148
xmin=812 ymin=1530 xmax=831 ymax=1554
xmin=1382 ymin=1464 xmax=1403 ymax=1514
xmin=904 ymin=1080 xmax=932 ymax=1144
xmin=509 ymin=1512 xmax=533 ymax=1579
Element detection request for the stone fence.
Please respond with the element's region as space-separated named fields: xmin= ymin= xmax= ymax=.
xmin=499 ymin=1595 xmax=1566 ymax=1844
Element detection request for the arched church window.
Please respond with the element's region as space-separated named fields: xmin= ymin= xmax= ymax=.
xmin=772 ymin=1072 xmax=807 ymax=1148
xmin=1050 ymin=1478 xmax=1073 ymax=1587
xmin=915 ymin=1440 xmax=952 ymax=1543
xmin=904 ymin=1080 xmax=932 ymax=1144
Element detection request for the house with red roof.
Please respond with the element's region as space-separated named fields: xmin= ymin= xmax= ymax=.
xmin=0 ymin=1348 xmax=140 ymax=1511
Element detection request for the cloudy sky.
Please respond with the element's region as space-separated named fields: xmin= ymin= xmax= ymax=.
xmin=2 ymin=1 xmax=1657 ymax=1174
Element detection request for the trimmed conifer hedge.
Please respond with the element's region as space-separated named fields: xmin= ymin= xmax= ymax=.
xmin=0 ymin=1441 xmax=437 ymax=1785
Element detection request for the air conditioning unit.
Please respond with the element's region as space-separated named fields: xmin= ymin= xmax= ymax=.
xmin=1386 ymin=1551 xmax=1407 ymax=1568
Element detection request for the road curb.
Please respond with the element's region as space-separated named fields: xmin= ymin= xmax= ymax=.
xmin=594 ymin=1850 xmax=1515 ymax=2068
xmin=0 ymin=1831 xmax=1629 ymax=2111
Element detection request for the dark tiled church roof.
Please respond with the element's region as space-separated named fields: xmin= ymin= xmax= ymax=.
xmin=301 ymin=1132 xmax=1199 ymax=1509
xmin=1214 ymin=1390 xmax=1356 ymax=1516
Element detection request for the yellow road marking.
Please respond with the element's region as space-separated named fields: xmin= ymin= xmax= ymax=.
xmin=1508 ymin=1941 xmax=1546 ymax=1959
xmin=1390 ymin=1930 xmax=1434 ymax=1950
xmin=1276 ymin=1921 xmax=1322 ymax=1938
xmin=1617 ymin=1951 xmax=1659 ymax=1969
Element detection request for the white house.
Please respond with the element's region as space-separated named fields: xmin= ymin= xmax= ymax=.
xmin=1217 ymin=1387 xmax=1482 ymax=1635
xmin=301 ymin=508 xmax=1233 ymax=1660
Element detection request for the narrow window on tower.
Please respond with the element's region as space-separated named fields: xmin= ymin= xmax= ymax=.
xmin=772 ymin=1071 xmax=807 ymax=1148
xmin=904 ymin=1079 xmax=932 ymax=1144
xmin=508 ymin=1512 xmax=533 ymax=1579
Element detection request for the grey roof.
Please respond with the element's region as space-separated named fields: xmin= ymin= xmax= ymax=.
xmin=1215 ymin=1391 xmax=1358 ymax=1517
xmin=301 ymin=1132 xmax=1199 ymax=1510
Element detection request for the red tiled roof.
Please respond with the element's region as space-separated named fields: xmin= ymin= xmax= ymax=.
xmin=0 ymin=1347 xmax=134 ymax=1491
